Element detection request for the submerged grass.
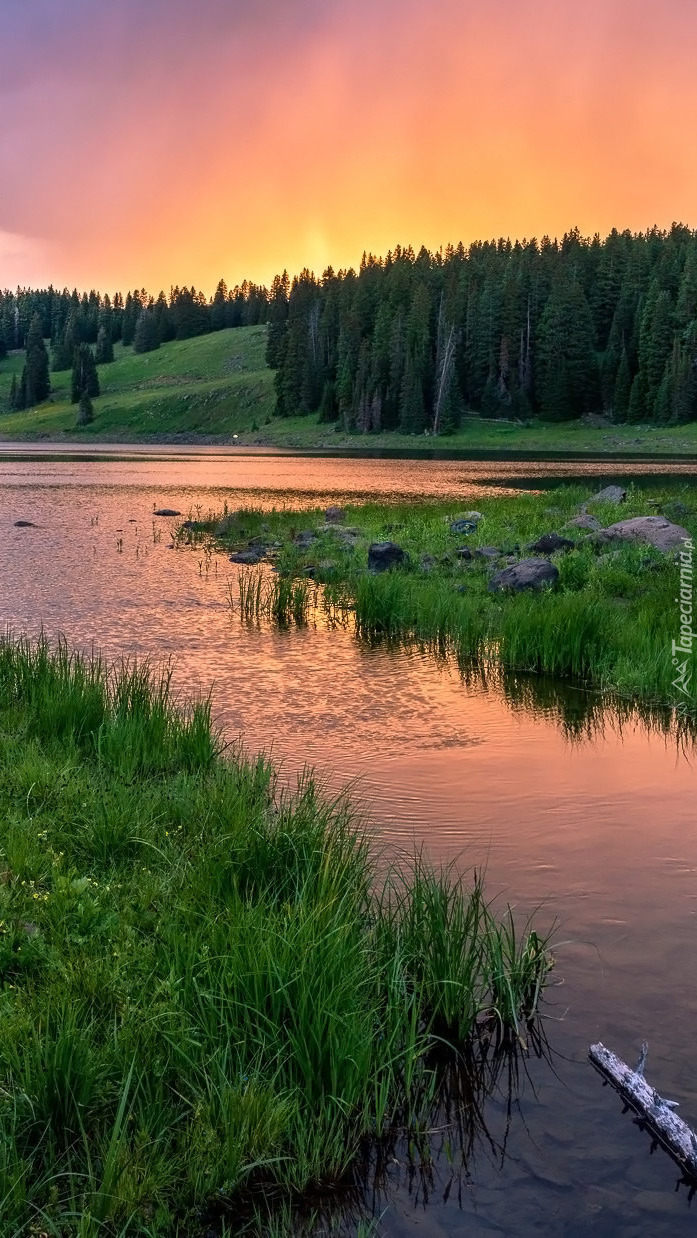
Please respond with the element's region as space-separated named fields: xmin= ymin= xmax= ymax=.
xmin=193 ymin=483 xmax=697 ymax=713
xmin=0 ymin=634 xmax=552 ymax=1236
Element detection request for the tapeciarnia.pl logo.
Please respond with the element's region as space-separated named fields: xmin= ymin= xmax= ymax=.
xmin=672 ymin=536 xmax=694 ymax=698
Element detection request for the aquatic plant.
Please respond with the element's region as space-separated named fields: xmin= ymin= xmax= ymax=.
xmin=0 ymin=634 xmax=552 ymax=1234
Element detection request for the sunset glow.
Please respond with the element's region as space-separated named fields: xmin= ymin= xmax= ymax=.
xmin=3 ymin=0 xmax=697 ymax=293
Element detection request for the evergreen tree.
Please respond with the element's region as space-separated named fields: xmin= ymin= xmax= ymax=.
xmin=71 ymin=344 xmax=100 ymax=403
xmin=8 ymin=374 xmax=18 ymax=411
xmin=536 ymin=278 xmax=598 ymax=420
xmin=612 ymin=345 xmax=632 ymax=422
xmin=95 ymin=325 xmax=114 ymax=364
xmin=133 ymin=309 xmax=160 ymax=354
xmin=76 ymin=390 xmax=94 ymax=426
xmin=22 ymin=313 xmax=50 ymax=406
xmin=266 ymin=271 xmax=290 ymax=368
xmin=210 ymin=279 xmax=228 ymax=332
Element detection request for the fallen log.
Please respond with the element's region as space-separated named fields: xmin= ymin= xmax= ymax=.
xmin=589 ymin=1041 xmax=697 ymax=1177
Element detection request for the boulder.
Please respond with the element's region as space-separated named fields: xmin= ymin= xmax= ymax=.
xmin=454 ymin=546 xmax=473 ymax=561
xmin=527 ymin=532 xmax=575 ymax=555
xmin=488 ymin=558 xmax=559 ymax=593
xmin=324 ymin=505 xmax=346 ymax=523
xmin=14 ymin=520 xmax=36 ymax=527
xmin=593 ymin=515 xmax=690 ymax=553
xmin=566 ymin=514 xmax=602 ymax=532
xmin=450 ymin=512 xmax=482 ymax=534
xmin=154 ymin=508 xmax=182 ymax=516
xmin=588 ymin=485 xmax=626 ymax=505
xmin=474 ymin=546 xmax=501 ymax=560
xmin=662 ymin=500 xmax=692 ymax=522
xmin=368 ymin=541 xmax=409 ymax=572
xmin=293 ymin=529 xmax=318 ymax=548
xmin=229 ymin=549 xmax=264 ymax=565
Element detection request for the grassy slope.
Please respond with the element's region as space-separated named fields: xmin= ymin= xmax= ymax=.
xmin=1 ymin=329 xmax=697 ymax=453
xmin=0 ymin=635 xmax=550 ymax=1236
xmin=0 ymin=327 xmax=274 ymax=441
xmin=195 ymin=483 xmax=697 ymax=713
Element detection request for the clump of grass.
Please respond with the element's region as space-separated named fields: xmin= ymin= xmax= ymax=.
xmin=198 ymin=484 xmax=697 ymax=714
xmin=235 ymin=569 xmax=312 ymax=625
xmin=0 ymin=634 xmax=553 ymax=1234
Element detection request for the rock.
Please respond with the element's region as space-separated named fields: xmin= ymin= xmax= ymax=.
xmin=588 ymin=485 xmax=626 ymax=505
xmin=420 ymin=554 xmax=437 ymax=572
xmin=368 ymin=541 xmax=410 ymax=572
xmin=474 ymin=546 xmax=501 ymax=560
xmin=454 ymin=584 xmax=469 ymax=594
xmin=317 ymin=559 xmax=337 ymax=573
xmin=662 ymin=500 xmax=692 ymax=522
xmin=566 ymin=514 xmax=602 ymax=532
xmin=229 ymin=549 xmax=264 ymax=565
xmin=488 ymin=558 xmax=559 ymax=593
xmin=179 ymin=519 xmax=197 ymax=530
xmin=527 ymin=532 xmax=575 ymax=555
xmin=454 ymin=546 xmax=473 ymax=560
xmin=153 ymin=508 xmax=182 ymax=516
xmin=593 ymin=516 xmax=690 ymax=553
xmin=324 ymin=505 xmax=346 ymax=523
xmin=293 ymin=529 xmax=318 ymax=548
xmin=14 ymin=520 xmax=36 ymax=527
xmin=450 ymin=512 xmax=482 ymax=535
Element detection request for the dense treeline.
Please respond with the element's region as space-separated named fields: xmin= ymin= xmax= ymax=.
xmin=0 ymin=279 xmax=269 ymax=410
xmin=269 ymin=225 xmax=697 ymax=430
xmin=3 ymin=226 xmax=697 ymax=425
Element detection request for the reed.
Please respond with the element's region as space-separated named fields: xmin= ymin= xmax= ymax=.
xmin=0 ymin=635 xmax=553 ymax=1235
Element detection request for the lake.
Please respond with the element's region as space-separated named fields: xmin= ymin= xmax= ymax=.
xmin=2 ymin=445 xmax=697 ymax=1236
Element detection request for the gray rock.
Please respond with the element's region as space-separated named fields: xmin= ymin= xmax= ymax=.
xmin=14 ymin=520 xmax=36 ymax=527
xmin=420 ymin=554 xmax=437 ymax=572
xmin=588 ymin=485 xmax=626 ymax=504
xmin=317 ymin=559 xmax=338 ymax=573
xmin=229 ymin=549 xmax=264 ymax=565
xmin=474 ymin=546 xmax=501 ymax=560
xmin=527 ymin=532 xmax=575 ymax=555
xmin=324 ymin=505 xmax=346 ymax=523
xmin=450 ymin=513 xmax=481 ymax=534
xmin=154 ymin=508 xmax=182 ymax=516
xmin=662 ymin=500 xmax=692 ymax=522
xmin=368 ymin=541 xmax=410 ymax=572
xmin=488 ymin=558 xmax=559 ymax=593
xmin=293 ymin=529 xmax=318 ymax=548
xmin=594 ymin=515 xmax=690 ymax=553
xmin=454 ymin=546 xmax=473 ymax=560
xmin=566 ymin=514 xmax=602 ymax=532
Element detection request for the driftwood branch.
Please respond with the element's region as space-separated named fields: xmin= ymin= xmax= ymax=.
xmin=589 ymin=1041 xmax=697 ymax=1177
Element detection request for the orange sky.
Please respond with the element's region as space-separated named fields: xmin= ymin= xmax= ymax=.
xmin=2 ymin=0 xmax=696 ymax=294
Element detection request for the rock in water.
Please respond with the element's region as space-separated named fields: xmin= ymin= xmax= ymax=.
xmin=14 ymin=520 xmax=37 ymax=527
xmin=489 ymin=558 xmax=559 ymax=593
xmin=588 ymin=485 xmax=626 ymax=504
xmin=528 ymin=532 xmax=575 ymax=555
xmin=368 ymin=542 xmax=409 ymax=572
xmin=154 ymin=508 xmax=181 ymax=516
xmin=229 ymin=549 xmax=264 ymax=565
xmin=594 ymin=516 xmax=690 ymax=553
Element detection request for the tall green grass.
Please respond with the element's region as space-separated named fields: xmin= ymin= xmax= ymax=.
xmin=0 ymin=635 xmax=552 ymax=1235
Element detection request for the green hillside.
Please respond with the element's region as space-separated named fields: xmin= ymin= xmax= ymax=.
xmin=2 ymin=324 xmax=697 ymax=453
xmin=0 ymin=326 xmax=274 ymax=440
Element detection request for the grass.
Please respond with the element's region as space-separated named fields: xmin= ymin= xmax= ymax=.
xmin=188 ymin=483 xmax=697 ymax=715
xmin=0 ymin=328 xmax=274 ymax=441
xmin=0 ymin=633 xmax=552 ymax=1236
xmin=1 ymin=329 xmax=697 ymax=453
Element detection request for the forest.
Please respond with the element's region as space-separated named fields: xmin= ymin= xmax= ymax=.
xmin=1 ymin=224 xmax=696 ymax=428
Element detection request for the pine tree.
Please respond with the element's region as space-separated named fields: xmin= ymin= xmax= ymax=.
xmin=612 ymin=345 xmax=632 ymax=422
xmin=22 ymin=313 xmax=50 ymax=406
xmin=95 ymin=325 xmax=114 ymax=364
xmin=133 ymin=310 xmax=160 ymax=354
xmin=71 ymin=345 xmax=100 ymax=403
xmin=536 ymin=277 xmax=598 ymax=420
xmin=76 ymin=390 xmax=94 ymax=426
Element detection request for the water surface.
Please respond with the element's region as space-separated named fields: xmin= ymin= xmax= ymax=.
xmin=2 ymin=447 xmax=696 ymax=1237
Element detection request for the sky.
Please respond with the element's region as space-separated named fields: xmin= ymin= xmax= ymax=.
xmin=2 ymin=0 xmax=696 ymax=295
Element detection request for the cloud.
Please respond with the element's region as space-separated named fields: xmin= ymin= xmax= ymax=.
xmin=1 ymin=0 xmax=695 ymax=291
